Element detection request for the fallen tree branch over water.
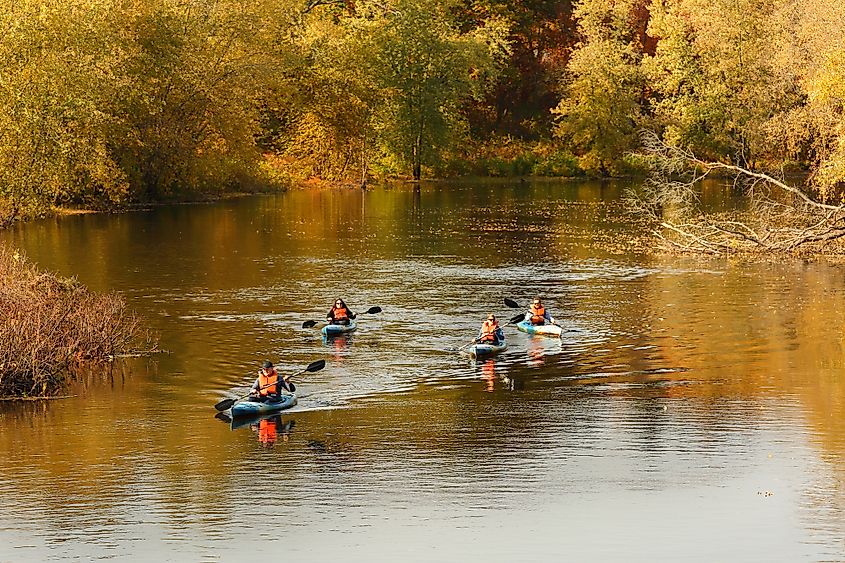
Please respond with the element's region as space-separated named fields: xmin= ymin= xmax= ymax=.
xmin=0 ymin=246 xmax=155 ymax=397
xmin=627 ymin=131 xmax=845 ymax=256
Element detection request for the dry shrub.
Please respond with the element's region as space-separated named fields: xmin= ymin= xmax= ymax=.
xmin=0 ymin=245 xmax=154 ymax=396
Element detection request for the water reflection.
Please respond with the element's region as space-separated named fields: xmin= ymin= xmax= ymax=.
xmin=322 ymin=333 xmax=353 ymax=357
xmin=0 ymin=180 xmax=843 ymax=560
xmin=227 ymin=414 xmax=295 ymax=448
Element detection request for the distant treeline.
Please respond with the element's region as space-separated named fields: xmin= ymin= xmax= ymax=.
xmin=1 ymin=0 xmax=843 ymax=221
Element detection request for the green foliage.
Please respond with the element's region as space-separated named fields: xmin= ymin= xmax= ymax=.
xmin=270 ymin=0 xmax=510 ymax=182
xmin=643 ymin=0 xmax=799 ymax=166
xmin=367 ymin=0 xmax=510 ymax=179
xmin=435 ymin=137 xmax=582 ymax=177
xmin=553 ymin=0 xmax=644 ymax=176
xmin=0 ymin=0 xmax=127 ymax=219
xmin=6 ymin=0 xmax=845 ymax=209
xmin=0 ymin=0 xmax=296 ymax=219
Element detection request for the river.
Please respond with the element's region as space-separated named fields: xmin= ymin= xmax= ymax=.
xmin=0 ymin=180 xmax=843 ymax=561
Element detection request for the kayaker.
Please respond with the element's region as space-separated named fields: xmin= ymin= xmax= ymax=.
xmin=527 ymin=297 xmax=555 ymax=326
xmin=326 ymin=299 xmax=356 ymax=326
xmin=478 ymin=314 xmax=504 ymax=345
xmin=249 ymin=361 xmax=291 ymax=402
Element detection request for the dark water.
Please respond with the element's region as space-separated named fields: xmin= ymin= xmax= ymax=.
xmin=1 ymin=180 xmax=844 ymax=561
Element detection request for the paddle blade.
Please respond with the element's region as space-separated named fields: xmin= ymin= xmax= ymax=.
xmin=305 ymin=359 xmax=326 ymax=372
xmin=365 ymin=306 xmax=382 ymax=314
xmin=214 ymin=398 xmax=236 ymax=412
xmin=302 ymin=320 xmax=318 ymax=329
xmin=509 ymin=312 xmax=526 ymax=324
xmin=504 ymin=298 xmax=520 ymax=309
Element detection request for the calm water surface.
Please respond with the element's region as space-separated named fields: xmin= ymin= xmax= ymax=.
xmin=1 ymin=180 xmax=844 ymax=561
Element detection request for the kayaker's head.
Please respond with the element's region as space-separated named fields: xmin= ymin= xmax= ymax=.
xmin=487 ymin=314 xmax=497 ymax=324
xmin=533 ymin=298 xmax=542 ymax=307
xmin=334 ymin=299 xmax=346 ymax=309
xmin=262 ymin=360 xmax=273 ymax=370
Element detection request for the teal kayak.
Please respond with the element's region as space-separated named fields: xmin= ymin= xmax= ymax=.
xmin=321 ymin=320 xmax=357 ymax=336
xmin=230 ymin=394 xmax=297 ymax=417
xmin=517 ymin=319 xmax=562 ymax=337
xmin=468 ymin=341 xmax=507 ymax=358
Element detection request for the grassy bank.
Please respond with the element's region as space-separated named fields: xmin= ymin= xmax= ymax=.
xmin=0 ymin=246 xmax=154 ymax=397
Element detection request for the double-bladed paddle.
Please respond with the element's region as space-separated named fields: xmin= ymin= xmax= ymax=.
xmin=454 ymin=312 xmax=526 ymax=351
xmin=213 ymin=359 xmax=326 ymax=412
xmin=302 ymin=306 xmax=382 ymax=329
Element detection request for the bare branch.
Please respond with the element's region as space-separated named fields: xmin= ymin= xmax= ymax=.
xmin=630 ymin=130 xmax=845 ymax=256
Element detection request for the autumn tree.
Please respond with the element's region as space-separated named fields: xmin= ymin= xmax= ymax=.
xmin=553 ymin=0 xmax=646 ymax=175
xmin=369 ymin=0 xmax=510 ymax=180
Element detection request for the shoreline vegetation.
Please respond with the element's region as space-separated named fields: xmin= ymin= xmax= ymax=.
xmin=0 ymin=246 xmax=156 ymax=398
xmin=2 ymin=0 xmax=842 ymax=237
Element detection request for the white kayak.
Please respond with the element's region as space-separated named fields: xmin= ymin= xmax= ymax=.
xmin=516 ymin=319 xmax=562 ymax=337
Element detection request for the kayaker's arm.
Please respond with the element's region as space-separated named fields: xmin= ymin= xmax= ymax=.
xmin=281 ymin=373 xmax=293 ymax=392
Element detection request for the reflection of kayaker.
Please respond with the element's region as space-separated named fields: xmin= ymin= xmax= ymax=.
xmin=481 ymin=359 xmax=496 ymax=392
xmin=250 ymin=416 xmax=295 ymax=448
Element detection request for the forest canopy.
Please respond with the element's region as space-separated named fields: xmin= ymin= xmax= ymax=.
xmin=1 ymin=0 xmax=844 ymax=221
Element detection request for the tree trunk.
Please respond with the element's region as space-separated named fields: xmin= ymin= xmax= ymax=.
xmin=360 ymin=134 xmax=368 ymax=189
xmin=412 ymin=118 xmax=423 ymax=181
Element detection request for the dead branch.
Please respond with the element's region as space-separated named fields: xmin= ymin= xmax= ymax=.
xmin=627 ymin=131 xmax=845 ymax=256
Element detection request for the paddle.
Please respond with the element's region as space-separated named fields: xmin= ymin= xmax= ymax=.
xmin=214 ymin=359 xmax=326 ymax=411
xmin=302 ymin=306 xmax=382 ymax=329
xmin=455 ymin=312 xmax=526 ymax=351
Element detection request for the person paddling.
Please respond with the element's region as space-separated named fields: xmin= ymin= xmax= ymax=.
xmin=478 ymin=314 xmax=504 ymax=345
xmin=249 ymin=361 xmax=292 ymax=402
xmin=527 ymin=297 xmax=555 ymax=326
xmin=326 ymin=299 xmax=356 ymax=326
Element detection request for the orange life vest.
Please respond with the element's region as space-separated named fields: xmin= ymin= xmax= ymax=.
xmin=332 ymin=306 xmax=349 ymax=321
xmin=258 ymin=368 xmax=279 ymax=396
xmin=480 ymin=320 xmax=499 ymax=342
xmin=530 ymin=303 xmax=545 ymax=325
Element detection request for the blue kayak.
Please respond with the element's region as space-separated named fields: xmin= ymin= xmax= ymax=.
xmin=516 ymin=319 xmax=563 ymax=337
xmin=231 ymin=394 xmax=297 ymax=417
xmin=468 ymin=341 xmax=507 ymax=358
xmin=321 ymin=320 xmax=357 ymax=336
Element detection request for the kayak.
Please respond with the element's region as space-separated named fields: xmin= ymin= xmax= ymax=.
xmin=230 ymin=394 xmax=297 ymax=417
xmin=516 ymin=319 xmax=562 ymax=337
xmin=321 ymin=320 xmax=357 ymax=336
xmin=468 ymin=341 xmax=508 ymax=358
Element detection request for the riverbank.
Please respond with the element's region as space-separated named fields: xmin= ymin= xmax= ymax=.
xmin=0 ymin=246 xmax=154 ymax=397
